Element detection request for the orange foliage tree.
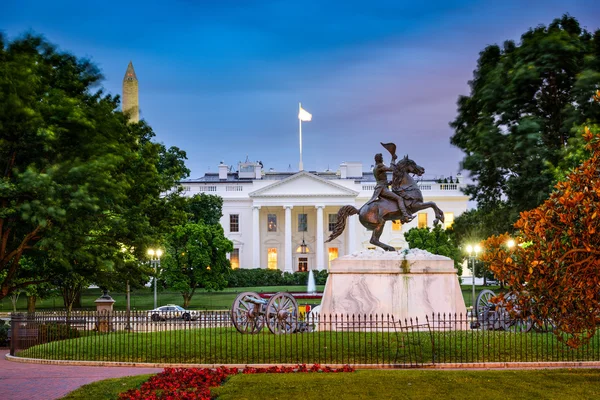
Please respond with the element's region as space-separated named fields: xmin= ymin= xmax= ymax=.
xmin=480 ymin=91 xmax=600 ymax=348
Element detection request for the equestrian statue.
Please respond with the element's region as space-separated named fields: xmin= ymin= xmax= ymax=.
xmin=326 ymin=142 xmax=444 ymax=251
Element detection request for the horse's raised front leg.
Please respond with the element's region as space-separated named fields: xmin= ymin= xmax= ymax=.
xmin=370 ymin=222 xmax=396 ymax=251
xmin=408 ymin=201 xmax=445 ymax=225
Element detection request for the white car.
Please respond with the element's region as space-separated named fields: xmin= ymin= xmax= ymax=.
xmin=148 ymin=305 xmax=196 ymax=321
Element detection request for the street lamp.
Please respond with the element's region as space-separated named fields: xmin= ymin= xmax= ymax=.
xmin=466 ymin=244 xmax=482 ymax=312
xmin=147 ymin=248 xmax=163 ymax=309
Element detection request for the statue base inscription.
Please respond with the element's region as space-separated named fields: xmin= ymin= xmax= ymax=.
xmin=319 ymin=249 xmax=467 ymax=330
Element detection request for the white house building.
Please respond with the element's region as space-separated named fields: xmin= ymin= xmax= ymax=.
xmin=180 ymin=160 xmax=469 ymax=273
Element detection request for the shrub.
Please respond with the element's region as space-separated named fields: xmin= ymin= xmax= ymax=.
xmin=38 ymin=323 xmax=80 ymax=342
xmin=0 ymin=321 xmax=8 ymax=346
xmin=227 ymin=268 xmax=328 ymax=287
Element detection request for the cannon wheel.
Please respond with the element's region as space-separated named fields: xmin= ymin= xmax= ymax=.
xmin=475 ymin=289 xmax=503 ymax=330
xmin=499 ymin=292 xmax=534 ymax=333
xmin=266 ymin=292 xmax=298 ymax=334
xmin=231 ymin=291 xmax=264 ymax=334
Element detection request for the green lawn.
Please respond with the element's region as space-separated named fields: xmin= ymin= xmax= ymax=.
xmin=1 ymin=284 xmax=499 ymax=312
xmin=19 ymin=324 xmax=598 ymax=365
xmin=0 ymin=285 xmax=326 ymax=312
xmin=61 ymin=374 xmax=152 ymax=400
xmin=61 ymin=369 xmax=600 ymax=400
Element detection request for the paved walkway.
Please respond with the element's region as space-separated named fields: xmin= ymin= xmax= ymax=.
xmin=0 ymin=351 xmax=162 ymax=400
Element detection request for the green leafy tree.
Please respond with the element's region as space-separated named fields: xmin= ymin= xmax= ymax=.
xmin=162 ymin=222 xmax=233 ymax=307
xmin=186 ymin=193 xmax=224 ymax=225
xmin=450 ymin=15 xmax=600 ymax=227
xmin=404 ymin=225 xmax=463 ymax=277
xmin=481 ymin=96 xmax=600 ymax=348
xmin=0 ymin=33 xmax=189 ymax=300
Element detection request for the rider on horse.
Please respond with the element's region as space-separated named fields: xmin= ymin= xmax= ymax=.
xmin=365 ymin=153 xmax=414 ymax=223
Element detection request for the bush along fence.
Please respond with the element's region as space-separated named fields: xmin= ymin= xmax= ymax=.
xmin=8 ymin=311 xmax=600 ymax=367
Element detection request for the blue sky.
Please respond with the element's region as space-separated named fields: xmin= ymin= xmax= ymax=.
xmin=3 ymin=0 xmax=600 ymax=180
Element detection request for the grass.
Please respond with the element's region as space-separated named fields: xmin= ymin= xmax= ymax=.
xmin=213 ymin=369 xmax=600 ymax=400
xmin=1 ymin=284 xmax=499 ymax=312
xmin=60 ymin=374 xmax=152 ymax=400
xmin=60 ymin=369 xmax=600 ymax=400
xmin=0 ymin=285 xmax=326 ymax=312
xmin=18 ymin=324 xmax=600 ymax=365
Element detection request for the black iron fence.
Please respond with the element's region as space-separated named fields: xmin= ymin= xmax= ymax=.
xmin=8 ymin=311 xmax=600 ymax=367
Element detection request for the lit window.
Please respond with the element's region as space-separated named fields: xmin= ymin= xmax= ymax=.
xmin=298 ymin=257 xmax=308 ymax=272
xmin=328 ymin=247 xmax=338 ymax=268
xmin=267 ymin=248 xmax=278 ymax=270
xmin=230 ymin=249 xmax=239 ymax=269
xmin=267 ymin=214 xmax=277 ymax=232
xmin=328 ymin=214 xmax=338 ymax=231
xmin=298 ymin=213 xmax=307 ymax=232
xmin=229 ymin=214 xmax=239 ymax=232
xmin=444 ymin=212 xmax=454 ymax=229
xmin=392 ymin=220 xmax=402 ymax=231
xmin=418 ymin=213 xmax=428 ymax=228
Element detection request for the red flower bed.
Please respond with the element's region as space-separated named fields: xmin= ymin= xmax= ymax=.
xmin=119 ymin=364 xmax=354 ymax=400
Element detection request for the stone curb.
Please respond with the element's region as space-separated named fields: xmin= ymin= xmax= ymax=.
xmin=5 ymin=354 xmax=600 ymax=370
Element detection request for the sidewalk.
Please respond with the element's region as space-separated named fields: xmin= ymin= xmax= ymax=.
xmin=0 ymin=350 xmax=162 ymax=400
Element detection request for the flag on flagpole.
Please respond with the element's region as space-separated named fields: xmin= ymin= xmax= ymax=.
xmin=298 ymin=106 xmax=312 ymax=122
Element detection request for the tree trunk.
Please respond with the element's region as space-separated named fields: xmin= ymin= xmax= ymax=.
xmin=27 ymin=295 xmax=37 ymax=313
xmin=182 ymin=293 xmax=191 ymax=308
xmin=10 ymin=292 xmax=20 ymax=312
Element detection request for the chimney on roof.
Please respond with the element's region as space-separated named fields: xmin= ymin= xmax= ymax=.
xmin=254 ymin=163 xmax=262 ymax=179
xmin=340 ymin=162 xmax=348 ymax=179
xmin=218 ymin=162 xmax=228 ymax=180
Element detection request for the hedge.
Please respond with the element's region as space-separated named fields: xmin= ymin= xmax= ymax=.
xmin=227 ymin=269 xmax=328 ymax=288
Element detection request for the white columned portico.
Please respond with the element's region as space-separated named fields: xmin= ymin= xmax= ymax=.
xmin=347 ymin=209 xmax=356 ymax=255
xmin=284 ymin=205 xmax=293 ymax=273
xmin=252 ymin=206 xmax=261 ymax=268
xmin=316 ymin=205 xmax=325 ymax=271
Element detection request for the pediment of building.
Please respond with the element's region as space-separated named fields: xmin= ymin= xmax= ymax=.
xmin=248 ymin=171 xmax=358 ymax=198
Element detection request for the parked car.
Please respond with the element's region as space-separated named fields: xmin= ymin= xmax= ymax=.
xmin=148 ymin=305 xmax=196 ymax=322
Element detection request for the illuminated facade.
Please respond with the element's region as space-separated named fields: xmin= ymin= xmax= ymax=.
xmin=180 ymin=161 xmax=468 ymax=272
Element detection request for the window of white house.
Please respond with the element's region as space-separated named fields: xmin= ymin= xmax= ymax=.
xmin=444 ymin=212 xmax=454 ymax=229
xmin=418 ymin=213 xmax=428 ymax=228
xmin=298 ymin=213 xmax=307 ymax=232
xmin=230 ymin=249 xmax=239 ymax=269
xmin=298 ymin=257 xmax=308 ymax=272
xmin=328 ymin=214 xmax=338 ymax=231
xmin=229 ymin=214 xmax=239 ymax=233
xmin=392 ymin=220 xmax=402 ymax=231
xmin=267 ymin=248 xmax=278 ymax=270
xmin=328 ymin=247 xmax=338 ymax=268
xmin=267 ymin=214 xmax=277 ymax=232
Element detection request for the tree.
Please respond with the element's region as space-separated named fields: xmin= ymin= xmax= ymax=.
xmin=162 ymin=222 xmax=233 ymax=307
xmin=404 ymin=225 xmax=463 ymax=277
xmin=186 ymin=193 xmax=224 ymax=225
xmin=481 ymin=109 xmax=600 ymax=348
xmin=0 ymin=33 xmax=189 ymax=300
xmin=450 ymin=15 xmax=600 ymax=227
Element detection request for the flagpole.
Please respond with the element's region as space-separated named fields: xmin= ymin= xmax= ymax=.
xmin=299 ymin=102 xmax=303 ymax=171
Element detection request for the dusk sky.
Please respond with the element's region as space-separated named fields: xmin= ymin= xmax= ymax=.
xmin=3 ymin=1 xmax=600 ymax=180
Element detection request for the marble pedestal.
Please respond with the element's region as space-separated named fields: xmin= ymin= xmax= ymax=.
xmin=319 ymin=249 xmax=467 ymax=330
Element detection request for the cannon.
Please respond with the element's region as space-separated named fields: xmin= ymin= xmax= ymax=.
xmin=473 ymin=289 xmax=554 ymax=332
xmin=230 ymin=291 xmax=299 ymax=334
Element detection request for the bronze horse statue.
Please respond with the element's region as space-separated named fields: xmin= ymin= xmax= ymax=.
xmin=326 ymin=154 xmax=445 ymax=251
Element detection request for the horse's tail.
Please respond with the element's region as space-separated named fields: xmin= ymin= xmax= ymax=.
xmin=325 ymin=205 xmax=359 ymax=243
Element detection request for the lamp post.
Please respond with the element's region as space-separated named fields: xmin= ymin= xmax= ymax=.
xmin=466 ymin=244 xmax=482 ymax=312
xmin=147 ymin=248 xmax=163 ymax=309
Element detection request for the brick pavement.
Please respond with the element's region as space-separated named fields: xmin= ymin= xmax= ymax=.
xmin=0 ymin=350 xmax=162 ymax=400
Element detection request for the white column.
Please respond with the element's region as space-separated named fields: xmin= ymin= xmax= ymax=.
xmin=316 ymin=205 xmax=325 ymax=270
xmin=252 ymin=206 xmax=261 ymax=268
xmin=347 ymin=208 xmax=356 ymax=255
xmin=284 ymin=205 xmax=293 ymax=273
